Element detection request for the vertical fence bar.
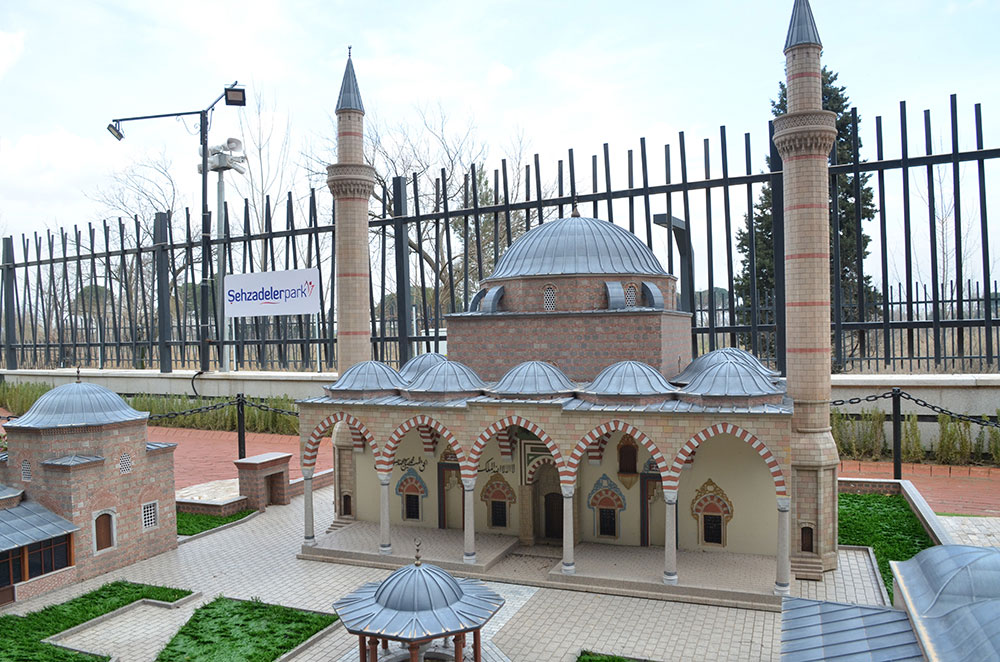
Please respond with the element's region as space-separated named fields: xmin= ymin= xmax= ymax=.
xmin=901 ymin=101 xmax=915 ymax=364
xmin=603 ymin=143 xmax=614 ymax=222
xmin=876 ymin=116 xmax=891 ymax=366
xmin=392 ymin=176 xmax=412 ymax=366
xmin=236 ymin=392 xmax=246 ymax=460
xmin=640 ymin=138 xmax=653 ymax=250
xmin=2 ymin=237 xmax=17 ymax=370
xmin=851 ymin=109 xmax=866 ymax=361
xmin=925 ymin=109 xmax=942 ymax=365
xmin=703 ymin=138 xmax=716 ymax=351
xmin=153 ymin=213 xmax=172 ymax=373
xmin=892 ymin=387 xmax=902 ymax=479
xmin=830 ymin=146 xmax=844 ymax=370
xmin=950 ymin=95 xmax=964 ymax=358
xmin=976 ymin=104 xmax=993 ymax=365
xmin=720 ymin=126 xmax=736 ymax=348
xmin=745 ymin=132 xmax=759 ymax=356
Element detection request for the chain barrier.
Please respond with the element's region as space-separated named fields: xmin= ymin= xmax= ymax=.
xmin=830 ymin=390 xmax=1000 ymax=430
xmin=242 ymin=399 xmax=300 ymax=418
xmin=147 ymin=400 xmax=237 ymax=421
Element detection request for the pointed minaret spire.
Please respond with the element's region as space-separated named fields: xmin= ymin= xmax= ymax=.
xmin=336 ymin=50 xmax=364 ymax=113
xmin=784 ymin=0 xmax=822 ymax=51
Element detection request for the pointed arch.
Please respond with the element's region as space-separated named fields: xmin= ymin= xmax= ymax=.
xmin=302 ymin=412 xmax=377 ymax=475
xmin=663 ymin=423 xmax=787 ymax=497
xmin=383 ymin=416 xmax=467 ymax=477
xmin=526 ymin=456 xmax=557 ymax=485
xmin=568 ymin=420 xmax=671 ymax=489
xmin=470 ymin=415 xmax=567 ymax=483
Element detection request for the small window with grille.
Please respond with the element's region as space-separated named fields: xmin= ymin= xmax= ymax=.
xmin=543 ymin=285 xmax=556 ymax=312
xmin=490 ymin=500 xmax=508 ymax=528
xmin=404 ymin=494 xmax=421 ymax=521
xmin=624 ymin=284 xmax=638 ymax=307
xmin=599 ymin=508 xmax=617 ymax=537
xmin=702 ymin=514 xmax=723 ymax=544
xmin=119 ymin=453 xmax=133 ymax=474
xmin=21 ymin=460 xmax=31 ymax=482
xmin=142 ymin=502 xmax=159 ymax=530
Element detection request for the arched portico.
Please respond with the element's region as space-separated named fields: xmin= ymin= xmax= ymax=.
xmin=661 ymin=423 xmax=791 ymax=594
xmin=568 ymin=420 xmax=672 ymax=489
xmin=301 ymin=412 xmax=378 ymax=546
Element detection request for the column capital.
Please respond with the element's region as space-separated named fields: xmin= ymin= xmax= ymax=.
xmin=663 ymin=490 xmax=678 ymax=505
xmin=461 ymin=477 xmax=477 ymax=492
xmin=777 ymin=496 xmax=791 ymax=512
xmin=377 ymin=472 xmax=392 ymax=486
xmin=560 ymin=484 xmax=575 ymax=498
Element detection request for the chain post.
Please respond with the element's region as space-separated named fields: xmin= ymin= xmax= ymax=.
xmin=236 ymin=392 xmax=246 ymax=460
xmin=892 ymin=387 xmax=902 ymax=480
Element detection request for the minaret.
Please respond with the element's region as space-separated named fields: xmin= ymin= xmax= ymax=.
xmin=772 ymin=0 xmax=840 ymax=579
xmin=326 ymin=52 xmax=376 ymax=525
xmin=328 ymin=51 xmax=376 ymax=372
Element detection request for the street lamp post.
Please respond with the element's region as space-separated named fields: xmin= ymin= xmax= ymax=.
xmin=108 ymin=83 xmax=245 ymax=373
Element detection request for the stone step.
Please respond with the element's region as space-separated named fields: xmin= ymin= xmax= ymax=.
xmin=792 ymin=556 xmax=825 ymax=581
xmin=325 ymin=519 xmax=354 ymax=534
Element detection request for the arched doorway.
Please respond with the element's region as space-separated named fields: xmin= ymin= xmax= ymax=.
xmin=533 ymin=462 xmax=561 ymax=542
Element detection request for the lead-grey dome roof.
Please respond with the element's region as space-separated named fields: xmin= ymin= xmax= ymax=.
xmin=398 ymin=352 xmax=448 ymax=383
xmin=406 ymin=360 xmax=487 ymax=393
xmin=584 ymin=361 xmax=678 ymax=396
xmin=326 ymin=361 xmax=406 ymax=393
xmin=333 ymin=561 xmax=504 ymax=641
xmin=671 ymin=347 xmax=778 ymax=386
xmin=492 ymin=361 xmax=576 ymax=396
xmin=6 ymin=381 xmax=147 ymax=429
xmin=486 ymin=216 xmax=667 ymax=281
xmin=680 ymin=355 xmax=784 ymax=398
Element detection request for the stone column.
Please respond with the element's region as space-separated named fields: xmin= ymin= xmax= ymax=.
xmin=463 ymin=478 xmax=477 ymax=564
xmin=303 ymin=475 xmax=315 ymax=546
xmin=378 ymin=473 xmax=392 ymax=555
xmin=775 ymin=496 xmax=792 ymax=595
xmin=663 ymin=491 xmax=678 ymax=585
xmin=773 ymin=0 xmax=841 ymax=576
xmin=561 ymin=484 xmax=575 ymax=575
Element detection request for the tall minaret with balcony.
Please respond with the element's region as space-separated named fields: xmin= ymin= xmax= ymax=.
xmin=326 ymin=52 xmax=376 ymax=524
xmin=772 ymin=0 xmax=841 ymax=580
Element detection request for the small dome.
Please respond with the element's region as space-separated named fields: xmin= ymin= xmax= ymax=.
xmin=492 ymin=361 xmax=576 ymax=396
xmin=681 ymin=359 xmax=784 ymax=397
xmin=487 ymin=216 xmax=667 ymax=280
xmin=326 ymin=361 xmax=406 ymax=393
xmin=584 ymin=361 xmax=678 ymax=396
xmin=399 ymin=352 xmax=448 ymax=382
xmin=374 ymin=562 xmax=464 ymax=612
xmin=6 ymin=381 xmax=147 ymax=429
xmin=671 ymin=347 xmax=778 ymax=386
xmin=406 ymin=360 xmax=487 ymax=393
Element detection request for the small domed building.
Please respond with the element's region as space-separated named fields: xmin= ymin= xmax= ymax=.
xmin=0 ymin=380 xmax=176 ymax=605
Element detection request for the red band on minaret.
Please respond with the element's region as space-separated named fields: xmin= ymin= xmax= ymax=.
xmin=337 ymin=273 xmax=369 ymax=277
xmin=338 ymin=331 xmax=370 ymax=336
xmin=784 ymin=154 xmax=827 ymax=161
xmin=787 ymin=301 xmax=829 ymax=307
xmin=338 ymin=131 xmax=363 ymax=137
xmin=788 ymin=72 xmax=821 ymax=80
xmin=786 ymin=253 xmax=829 ymax=260
xmin=786 ymin=347 xmax=829 ymax=354
xmin=784 ymin=204 xmax=828 ymax=211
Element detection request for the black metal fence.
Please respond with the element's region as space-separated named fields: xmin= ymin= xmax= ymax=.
xmin=0 ymin=94 xmax=997 ymax=374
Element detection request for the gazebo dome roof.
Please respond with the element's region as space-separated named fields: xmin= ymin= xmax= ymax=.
xmin=405 ymin=360 xmax=487 ymax=393
xmin=491 ymin=361 xmax=576 ymax=396
xmin=680 ymin=358 xmax=784 ymax=398
xmin=398 ymin=352 xmax=448 ymax=382
xmin=374 ymin=562 xmax=464 ymax=611
xmin=5 ymin=381 xmax=147 ymax=430
xmin=583 ymin=361 xmax=678 ymax=396
xmin=486 ymin=215 xmax=667 ymax=281
xmin=326 ymin=361 xmax=407 ymax=393
xmin=671 ymin=347 xmax=778 ymax=386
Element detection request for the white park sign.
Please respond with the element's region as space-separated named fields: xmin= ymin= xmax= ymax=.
xmin=225 ymin=268 xmax=321 ymax=318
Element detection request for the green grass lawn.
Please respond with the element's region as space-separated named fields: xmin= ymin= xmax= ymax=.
xmin=156 ymin=597 xmax=336 ymax=662
xmin=176 ymin=509 xmax=255 ymax=536
xmin=838 ymin=493 xmax=934 ymax=602
xmin=0 ymin=580 xmax=191 ymax=662
xmin=577 ymin=653 xmax=643 ymax=661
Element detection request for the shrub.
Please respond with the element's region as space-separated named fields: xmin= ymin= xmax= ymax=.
xmin=955 ymin=417 xmax=973 ymax=465
xmin=831 ymin=407 xmax=886 ymax=460
xmin=989 ymin=410 xmax=1000 ymax=466
xmin=831 ymin=408 xmax=852 ymax=457
xmin=901 ymin=413 xmax=923 ymax=463
xmin=935 ymin=414 xmax=960 ymax=465
xmin=0 ymin=381 xmax=52 ymax=415
xmin=975 ymin=427 xmax=986 ymax=463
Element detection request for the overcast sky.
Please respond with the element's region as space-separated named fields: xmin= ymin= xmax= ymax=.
xmin=1 ymin=0 xmax=998 ymax=287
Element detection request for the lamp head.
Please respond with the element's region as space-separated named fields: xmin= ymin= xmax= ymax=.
xmin=107 ymin=122 xmax=124 ymax=141
xmin=224 ymin=86 xmax=246 ymax=106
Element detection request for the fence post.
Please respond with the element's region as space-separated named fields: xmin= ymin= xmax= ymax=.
xmin=392 ymin=176 xmax=412 ymax=366
xmin=2 ymin=237 xmax=16 ymax=371
xmin=153 ymin=213 xmax=172 ymax=373
xmin=236 ymin=392 xmax=246 ymax=460
xmin=892 ymin=387 xmax=902 ymax=480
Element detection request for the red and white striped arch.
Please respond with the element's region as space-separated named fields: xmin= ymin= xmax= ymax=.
xmin=382 ymin=416 xmax=468 ymax=477
xmin=469 ymin=416 xmax=568 ymax=484
xmin=663 ymin=423 xmax=787 ymax=496
xmin=302 ymin=412 xmax=377 ymax=476
xmin=568 ymin=420 xmax=671 ymax=488
xmin=525 ymin=456 xmax=557 ymax=485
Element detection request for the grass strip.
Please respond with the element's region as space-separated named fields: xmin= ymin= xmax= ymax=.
xmin=0 ymin=580 xmax=191 ymax=662
xmin=156 ymin=597 xmax=336 ymax=662
xmin=838 ymin=493 xmax=934 ymax=602
xmin=177 ymin=509 xmax=255 ymax=536
xmin=577 ymin=653 xmax=643 ymax=662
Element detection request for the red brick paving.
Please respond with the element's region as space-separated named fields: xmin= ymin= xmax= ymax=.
xmin=838 ymin=460 xmax=1000 ymax=516
xmin=147 ymin=426 xmax=333 ymax=490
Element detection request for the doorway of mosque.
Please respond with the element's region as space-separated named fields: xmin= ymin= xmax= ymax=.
xmin=543 ymin=492 xmax=562 ymax=539
xmin=437 ymin=462 xmax=463 ymax=529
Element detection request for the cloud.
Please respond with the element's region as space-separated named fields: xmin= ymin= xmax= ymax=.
xmin=0 ymin=30 xmax=25 ymax=80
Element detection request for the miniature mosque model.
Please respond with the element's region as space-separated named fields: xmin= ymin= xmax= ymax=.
xmin=298 ymin=0 xmax=840 ymax=596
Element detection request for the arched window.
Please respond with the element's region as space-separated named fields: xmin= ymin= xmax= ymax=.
xmin=624 ymin=283 xmax=638 ymax=307
xmin=395 ymin=468 xmax=427 ymax=521
xmin=801 ymin=526 xmax=814 ymax=553
xmin=480 ymin=474 xmax=516 ymax=529
xmin=342 ymin=494 xmax=353 ymax=517
xmin=587 ymin=474 xmax=626 ymax=539
xmin=617 ymin=436 xmax=638 ymax=474
xmin=119 ymin=453 xmax=133 ymax=474
xmin=691 ymin=479 xmax=733 ymax=547
xmin=95 ymin=513 xmax=114 ymax=551
xmin=543 ymin=285 xmax=556 ymax=312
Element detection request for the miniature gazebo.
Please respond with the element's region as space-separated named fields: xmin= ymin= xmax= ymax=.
xmin=333 ymin=544 xmax=504 ymax=662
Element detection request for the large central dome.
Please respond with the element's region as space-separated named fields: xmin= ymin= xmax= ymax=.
xmin=486 ymin=215 xmax=667 ymax=280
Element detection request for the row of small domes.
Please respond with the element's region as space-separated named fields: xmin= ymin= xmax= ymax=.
xmin=327 ymin=347 xmax=783 ymax=399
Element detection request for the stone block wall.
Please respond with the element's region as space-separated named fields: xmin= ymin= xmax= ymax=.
xmin=490 ymin=274 xmax=678 ymax=313
xmin=235 ymin=452 xmax=292 ymax=511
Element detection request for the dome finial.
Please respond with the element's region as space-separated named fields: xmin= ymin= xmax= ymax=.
xmin=570 ymin=198 xmax=581 ymax=217
xmin=76 ymin=366 xmax=81 ymax=383
xmin=414 ymin=537 xmax=422 ymax=566
xmin=348 ymin=45 xmax=352 ymax=58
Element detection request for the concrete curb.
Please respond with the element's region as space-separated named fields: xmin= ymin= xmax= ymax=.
xmin=839 ymin=544 xmax=892 ymax=605
xmin=178 ymin=510 xmax=260 ymax=545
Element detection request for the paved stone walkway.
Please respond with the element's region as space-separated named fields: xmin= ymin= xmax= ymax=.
xmin=839 ymin=460 xmax=1000 ymax=515
xmin=939 ymin=515 xmax=1000 ymax=548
